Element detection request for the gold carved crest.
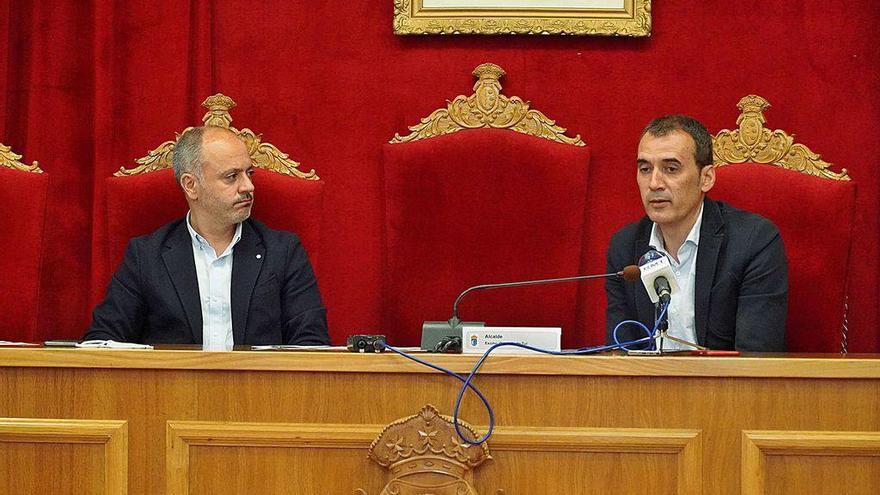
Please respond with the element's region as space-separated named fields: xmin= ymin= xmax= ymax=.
xmin=355 ymin=404 xmax=501 ymax=495
xmin=0 ymin=142 xmax=43 ymax=173
xmin=712 ymin=95 xmax=849 ymax=181
xmin=391 ymin=63 xmax=585 ymax=146
xmin=114 ymin=93 xmax=318 ymax=180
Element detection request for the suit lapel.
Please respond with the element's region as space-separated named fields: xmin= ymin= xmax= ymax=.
xmin=695 ymin=198 xmax=724 ymax=346
xmin=231 ymin=221 xmax=265 ymax=345
xmin=162 ymin=222 xmax=203 ymax=344
xmin=634 ymin=220 xmax=655 ymax=325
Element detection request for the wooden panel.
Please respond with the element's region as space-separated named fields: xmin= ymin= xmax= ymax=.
xmin=166 ymin=421 xmax=382 ymax=495
xmin=166 ymin=422 xmax=701 ymax=495
xmin=481 ymin=427 xmax=702 ymax=494
xmin=0 ymin=418 xmax=128 ymax=494
xmin=742 ymin=430 xmax=880 ymax=495
xmin=764 ymin=455 xmax=880 ymax=495
xmin=2 ymin=348 xmax=880 ymax=378
xmin=0 ymin=350 xmax=878 ymax=494
xmin=0 ymin=443 xmax=106 ymax=495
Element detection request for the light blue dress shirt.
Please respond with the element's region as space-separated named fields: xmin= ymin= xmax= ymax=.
xmin=186 ymin=212 xmax=243 ymax=351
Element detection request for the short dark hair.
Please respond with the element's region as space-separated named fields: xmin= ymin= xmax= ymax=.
xmin=172 ymin=126 xmax=207 ymax=184
xmin=642 ymin=115 xmax=713 ymax=168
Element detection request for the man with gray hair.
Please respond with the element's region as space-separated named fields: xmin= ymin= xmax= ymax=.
xmin=605 ymin=115 xmax=788 ymax=352
xmin=86 ymin=126 xmax=329 ymax=347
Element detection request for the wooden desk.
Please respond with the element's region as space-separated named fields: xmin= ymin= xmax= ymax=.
xmin=1 ymin=349 xmax=879 ymax=494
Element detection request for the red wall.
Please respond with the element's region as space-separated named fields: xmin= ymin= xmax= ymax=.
xmin=2 ymin=1 xmax=878 ymax=351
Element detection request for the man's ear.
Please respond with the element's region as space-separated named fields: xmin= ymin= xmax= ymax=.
xmin=700 ymin=165 xmax=716 ymax=193
xmin=180 ymin=173 xmax=199 ymax=201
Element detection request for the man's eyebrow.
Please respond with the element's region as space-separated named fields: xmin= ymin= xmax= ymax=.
xmin=219 ymin=165 xmax=253 ymax=175
xmin=660 ymin=158 xmax=682 ymax=165
xmin=636 ymin=158 xmax=650 ymax=165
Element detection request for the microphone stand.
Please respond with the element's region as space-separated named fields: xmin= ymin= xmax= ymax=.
xmin=628 ymin=300 xmax=706 ymax=355
xmin=422 ymin=268 xmax=640 ymax=352
xmin=655 ymin=302 xmax=669 ymax=352
xmin=451 ymin=272 xmax=626 ymax=323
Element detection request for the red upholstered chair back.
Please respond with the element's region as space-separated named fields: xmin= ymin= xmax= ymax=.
xmin=710 ymin=95 xmax=856 ymax=352
xmin=97 ymin=94 xmax=324 ymax=306
xmin=384 ymin=129 xmax=590 ymax=345
xmin=0 ymin=153 xmax=48 ymax=342
xmin=710 ymin=164 xmax=855 ymax=352
xmin=104 ymin=169 xmax=187 ymax=271
xmin=383 ymin=64 xmax=591 ymax=346
xmin=103 ymin=169 xmax=323 ymax=273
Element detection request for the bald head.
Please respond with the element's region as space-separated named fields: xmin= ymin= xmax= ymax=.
xmin=172 ymin=126 xmax=244 ymax=185
xmin=175 ymin=126 xmax=255 ymax=231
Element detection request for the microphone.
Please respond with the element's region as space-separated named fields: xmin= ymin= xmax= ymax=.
xmin=637 ymin=250 xmax=678 ymax=305
xmin=421 ymin=266 xmax=641 ymax=352
xmin=631 ymin=250 xmax=707 ymax=354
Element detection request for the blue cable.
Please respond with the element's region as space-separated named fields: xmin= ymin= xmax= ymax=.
xmin=382 ymin=342 xmax=496 ymax=444
xmin=383 ymin=301 xmax=670 ymax=446
xmin=613 ymin=301 xmax=669 ymax=351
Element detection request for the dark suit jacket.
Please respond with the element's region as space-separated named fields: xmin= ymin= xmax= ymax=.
xmin=605 ymin=198 xmax=788 ymax=351
xmin=85 ymin=218 xmax=329 ymax=345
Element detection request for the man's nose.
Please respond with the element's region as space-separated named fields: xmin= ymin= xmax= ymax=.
xmin=649 ymin=169 xmax=665 ymax=190
xmin=240 ymin=173 xmax=255 ymax=193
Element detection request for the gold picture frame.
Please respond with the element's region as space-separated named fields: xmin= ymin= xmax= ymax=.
xmin=393 ymin=0 xmax=651 ymax=36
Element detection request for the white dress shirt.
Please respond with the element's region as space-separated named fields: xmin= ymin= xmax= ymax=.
xmin=186 ymin=212 xmax=242 ymax=351
xmin=648 ymin=204 xmax=703 ymax=351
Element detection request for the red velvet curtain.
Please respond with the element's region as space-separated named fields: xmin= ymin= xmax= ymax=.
xmin=2 ymin=1 xmax=879 ymax=351
xmin=1 ymin=1 xmax=95 ymax=339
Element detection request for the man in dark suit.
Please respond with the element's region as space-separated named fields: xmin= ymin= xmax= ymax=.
xmin=605 ymin=115 xmax=787 ymax=352
xmin=85 ymin=126 xmax=328 ymax=347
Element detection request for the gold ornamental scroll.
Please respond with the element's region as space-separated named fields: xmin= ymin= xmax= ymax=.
xmin=114 ymin=94 xmax=318 ymax=180
xmin=0 ymin=142 xmax=43 ymax=173
xmin=712 ymin=94 xmax=849 ymax=181
xmin=391 ymin=62 xmax=585 ymax=146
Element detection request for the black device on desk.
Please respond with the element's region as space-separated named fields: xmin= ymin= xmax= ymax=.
xmin=347 ymin=334 xmax=386 ymax=353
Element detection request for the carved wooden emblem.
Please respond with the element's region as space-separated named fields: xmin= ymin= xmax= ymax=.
xmin=0 ymin=142 xmax=42 ymax=173
xmin=356 ymin=404 xmax=497 ymax=495
xmin=114 ymin=93 xmax=318 ymax=180
xmin=391 ymin=62 xmax=585 ymax=146
xmin=712 ymin=94 xmax=849 ymax=181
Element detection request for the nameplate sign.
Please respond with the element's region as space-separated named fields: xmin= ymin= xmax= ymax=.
xmin=461 ymin=326 xmax=561 ymax=354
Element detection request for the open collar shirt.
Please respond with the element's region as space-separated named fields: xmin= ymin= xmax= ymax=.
xmin=648 ymin=204 xmax=704 ymax=351
xmin=186 ymin=211 xmax=242 ymax=351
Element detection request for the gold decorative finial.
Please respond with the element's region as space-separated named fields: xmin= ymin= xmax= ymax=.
xmin=391 ymin=63 xmax=585 ymax=146
xmin=0 ymin=143 xmax=43 ymax=173
xmin=473 ymin=62 xmax=505 ymax=81
xmin=115 ymin=93 xmax=319 ymax=180
xmin=713 ymin=95 xmax=849 ymax=181
xmin=201 ymin=93 xmax=236 ymax=128
xmin=356 ymin=405 xmax=494 ymax=495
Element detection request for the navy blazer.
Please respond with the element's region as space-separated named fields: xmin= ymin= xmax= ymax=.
xmin=605 ymin=198 xmax=788 ymax=352
xmin=86 ymin=218 xmax=329 ymax=345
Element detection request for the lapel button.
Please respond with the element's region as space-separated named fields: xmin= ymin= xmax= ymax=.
xmin=256 ymin=254 xmax=262 ymax=259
